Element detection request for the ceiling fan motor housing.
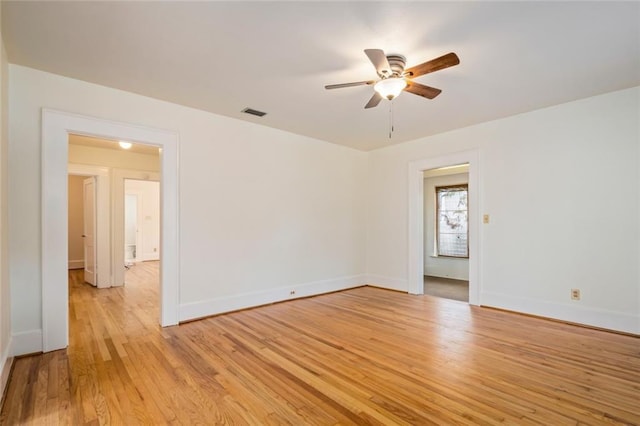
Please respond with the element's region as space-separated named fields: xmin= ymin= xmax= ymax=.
xmin=386 ymin=54 xmax=406 ymax=76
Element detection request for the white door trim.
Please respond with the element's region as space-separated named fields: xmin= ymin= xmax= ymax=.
xmin=408 ymin=150 xmax=481 ymax=304
xmin=42 ymin=109 xmax=180 ymax=352
xmin=68 ymin=164 xmax=111 ymax=288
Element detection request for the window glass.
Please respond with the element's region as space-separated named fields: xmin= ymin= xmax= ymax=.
xmin=436 ymin=185 xmax=468 ymax=258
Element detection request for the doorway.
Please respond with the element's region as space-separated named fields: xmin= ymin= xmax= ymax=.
xmin=124 ymin=193 xmax=139 ymax=266
xmin=124 ymin=179 xmax=160 ymax=285
xmin=67 ymin=174 xmax=98 ymax=285
xmin=42 ymin=110 xmax=179 ymax=352
xmin=423 ymin=165 xmax=470 ymax=302
xmin=407 ymin=150 xmax=480 ymax=305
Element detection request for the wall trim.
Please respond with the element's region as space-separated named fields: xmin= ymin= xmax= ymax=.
xmin=482 ymin=291 xmax=640 ymax=335
xmin=424 ymin=272 xmax=469 ymax=281
xmin=0 ymin=336 xmax=13 ymax=404
xmin=179 ymin=275 xmax=366 ymax=322
xmin=68 ymin=259 xmax=84 ymax=270
xmin=10 ymin=330 xmax=42 ymax=356
xmin=365 ymin=274 xmax=408 ymax=292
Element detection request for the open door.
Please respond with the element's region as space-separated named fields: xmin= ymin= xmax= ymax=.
xmin=83 ymin=177 xmax=97 ymax=286
xmin=124 ymin=193 xmax=140 ymax=265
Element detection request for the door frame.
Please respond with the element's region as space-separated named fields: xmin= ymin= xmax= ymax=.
xmin=42 ymin=109 xmax=180 ymax=352
xmin=68 ymin=164 xmax=110 ymax=288
xmin=408 ymin=150 xmax=481 ymax=304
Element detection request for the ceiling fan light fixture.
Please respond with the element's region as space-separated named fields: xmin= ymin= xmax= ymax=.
xmin=374 ymin=77 xmax=407 ymax=100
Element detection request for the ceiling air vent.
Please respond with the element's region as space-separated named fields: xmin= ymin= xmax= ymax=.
xmin=241 ymin=107 xmax=267 ymax=117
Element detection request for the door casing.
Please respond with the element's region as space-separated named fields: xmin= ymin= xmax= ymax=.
xmin=42 ymin=109 xmax=179 ymax=352
xmin=408 ymin=150 xmax=481 ymax=304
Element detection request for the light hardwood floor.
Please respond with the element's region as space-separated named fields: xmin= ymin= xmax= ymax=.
xmin=424 ymin=276 xmax=469 ymax=302
xmin=2 ymin=263 xmax=639 ymax=425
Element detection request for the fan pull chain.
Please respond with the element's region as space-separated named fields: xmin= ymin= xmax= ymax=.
xmin=389 ymin=101 xmax=392 ymax=139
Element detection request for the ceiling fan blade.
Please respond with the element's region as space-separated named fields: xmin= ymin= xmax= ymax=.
xmin=404 ymin=81 xmax=442 ymax=99
xmin=364 ymin=49 xmax=392 ymax=77
xmin=405 ymin=52 xmax=460 ymax=78
xmin=364 ymin=92 xmax=383 ymax=109
xmin=325 ymin=80 xmax=376 ymax=90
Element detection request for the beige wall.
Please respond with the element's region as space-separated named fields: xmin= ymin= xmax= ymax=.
xmin=68 ymin=175 xmax=85 ymax=269
xmin=69 ymin=143 xmax=159 ymax=171
xmin=0 ymin=3 xmax=12 ymax=394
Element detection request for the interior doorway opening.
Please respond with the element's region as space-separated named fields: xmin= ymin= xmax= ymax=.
xmin=407 ymin=150 xmax=479 ymax=305
xmin=67 ymin=174 xmax=98 ymax=286
xmin=123 ymin=178 xmax=160 ymax=290
xmin=66 ymin=134 xmax=162 ymax=290
xmin=124 ymin=179 xmax=160 ymax=267
xmin=423 ymin=164 xmax=470 ymax=302
xmin=42 ymin=109 xmax=179 ymax=353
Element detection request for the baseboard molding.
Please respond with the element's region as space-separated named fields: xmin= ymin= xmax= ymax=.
xmin=180 ymin=274 xmax=366 ymax=322
xmin=424 ymin=273 xmax=469 ymax=282
xmin=481 ymin=291 xmax=640 ymax=335
xmin=0 ymin=337 xmax=14 ymax=405
xmin=11 ymin=330 xmax=43 ymax=356
xmin=68 ymin=259 xmax=84 ymax=269
xmin=364 ymin=274 xmax=408 ymax=293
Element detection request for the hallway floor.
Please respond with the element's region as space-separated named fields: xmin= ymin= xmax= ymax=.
xmin=423 ymin=275 xmax=469 ymax=302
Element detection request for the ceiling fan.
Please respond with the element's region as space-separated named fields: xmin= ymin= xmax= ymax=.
xmin=325 ymin=49 xmax=460 ymax=109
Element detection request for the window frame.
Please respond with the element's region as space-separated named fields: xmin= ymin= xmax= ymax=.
xmin=435 ymin=183 xmax=469 ymax=259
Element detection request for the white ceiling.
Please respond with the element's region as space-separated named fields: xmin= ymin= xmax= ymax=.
xmin=3 ymin=1 xmax=639 ymax=151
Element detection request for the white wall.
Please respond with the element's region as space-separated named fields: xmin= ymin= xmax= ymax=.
xmin=0 ymin=4 xmax=13 ymax=396
xmin=7 ymin=62 xmax=638 ymax=354
xmin=8 ymin=65 xmax=367 ymax=353
xmin=67 ymin=175 xmax=85 ymax=269
xmin=125 ymin=179 xmax=160 ymax=261
xmin=367 ymin=87 xmax=640 ymax=334
xmin=424 ymin=172 xmax=469 ymax=281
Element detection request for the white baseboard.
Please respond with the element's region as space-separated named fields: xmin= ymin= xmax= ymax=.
xmin=11 ymin=329 xmax=43 ymax=356
xmin=68 ymin=259 xmax=84 ymax=269
xmin=180 ymin=274 xmax=366 ymax=322
xmin=365 ymin=274 xmax=408 ymax=292
xmin=424 ymin=273 xmax=469 ymax=281
xmin=0 ymin=336 xmax=13 ymax=403
xmin=482 ymin=291 xmax=640 ymax=335
xmin=142 ymin=253 xmax=159 ymax=261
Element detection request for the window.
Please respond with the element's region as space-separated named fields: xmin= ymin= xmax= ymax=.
xmin=436 ymin=184 xmax=468 ymax=258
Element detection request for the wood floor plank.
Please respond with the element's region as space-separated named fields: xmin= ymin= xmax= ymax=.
xmin=1 ymin=262 xmax=639 ymax=425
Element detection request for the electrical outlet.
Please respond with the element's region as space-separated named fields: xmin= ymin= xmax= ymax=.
xmin=483 ymin=214 xmax=490 ymax=224
xmin=571 ymin=289 xmax=580 ymax=300
xmin=290 ymin=290 xmax=296 ymax=296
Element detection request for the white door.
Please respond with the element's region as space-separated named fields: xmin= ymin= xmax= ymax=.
xmin=124 ymin=193 xmax=139 ymax=264
xmin=83 ymin=177 xmax=97 ymax=286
